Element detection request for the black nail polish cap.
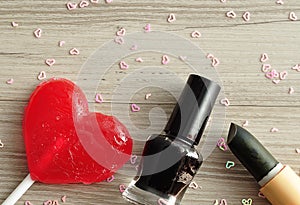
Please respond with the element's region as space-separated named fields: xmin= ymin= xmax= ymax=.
xmin=227 ymin=123 xmax=279 ymax=182
xmin=164 ymin=74 xmax=221 ymax=146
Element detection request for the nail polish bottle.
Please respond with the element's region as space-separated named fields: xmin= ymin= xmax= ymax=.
xmin=122 ymin=74 xmax=221 ymax=205
xmin=227 ymin=123 xmax=300 ymax=205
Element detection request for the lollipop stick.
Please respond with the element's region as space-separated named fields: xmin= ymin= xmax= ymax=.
xmin=2 ymin=173 xmax=35 ymax=205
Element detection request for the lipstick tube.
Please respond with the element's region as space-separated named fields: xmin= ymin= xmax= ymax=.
xmin=122 ymin=74 xmax=221 ymax=205
xmin=227 ymin=123 xmax=300 ymax=205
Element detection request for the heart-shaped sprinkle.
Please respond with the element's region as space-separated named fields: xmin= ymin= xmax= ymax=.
xmin=135 ymin=57 xmax=143 ymax=63
xmin=158 ymin=198 xmax=169 ymax=205
xmin=45 ymin=58 xmax=56 ymax=66
xmin=242 ymin=120 xmax=249 ymax=127
xmin=188 ymin=181 xmax=199 ymax=189
xmin=167 ymin=13 xmax=176 ymax=23
xmin=241 ymin=198 xmax=252 ymax=205
xmin=44 ymin=200 xmax=52 ymax=205
xmin=179 ymin=56 xmax=187 ymax=61
xmin=272 ymin=79 xmax=280 ymax=84
xmin=58 ymin=40 xmax=65 ymax=47
xmin=291 ymin=64 xmax=300 ymax=72
xmin=130 ymin=155 xmax=137 ymax=164
xmin=265 ymin=71 xmax=275 ymax=79
xmin=11 ymin=22 xmax=19 ymax=27
xmin=144 ymin=23 xmax=151 ymax=32
xmin=289 ymin=87 xmax=295 ymax=94
xmin=260 ymin=53 xmax=269 ymax=62
xmin=37 ymin=71 xmax=46 ymax=80
xmin=105 ymin=0 xmax=113 ymax=3
xmin=220 ymin=199 xmax=228 ymax=205
xmin=106 ymin=175 xmax=115 ymax=183
xmin=206 ymin=53 xmax=214 ymax=59
xmin=276 ymin=0 xmax=284 ymax=5
xmin=25 ymin=201 xmax=33 ymax=205
xmin=79 ymin=0 xmax=89 ymax=8
xmin=131 ymin=103 xmax=140 ymax=112
xmin=66 ymin=2 xmax=77 ymax=10
xmin=261 ymin=64 xmax=271 ymax=72
xmin=69 ymin=48 xmax=80 ymax=55
xmin=217 ymin=138 xmax=228 ymax=151
xmin=90 ymin=0 xmax=99 ymax=3
xmin=116 ymin=28 xmax=126 ymax=36
xmin=289 ymin=12 xmax=298 ymax=21
xmin=52 ymin=200 xmax=59 ymax=205
xmin=61 ymin=195 xmax=67 ymax=203
xmin=270 ymin=127 xmax=279 ymax=132
xmin=212 ymin=57 xmax=220 ymax=67
xmin=119 ymin=184 xmax=126 ymax=193
xmin=191 ymin=31 xmax=201 ymax=38
xmin=145 ymin=93 xmax=152 ymax=100
xmin=242 ymin=11 xmax=251 ymax=22
xmin=220 ymin=98 xmax=230 ymax=107
xmin=114 ymin=36 xmax=124 ymax=45
xmin=217 ymin=138 xmax=225 ymax=147
xmin=34 ymin=28 xmax=42 ymax=38
xmin=95 ymin=93 xmax=103 ymax=103
xmin=119 ymin=61 xmax=129 ymax=70
xmin=225 ymin=161 xmax=235 ymax=169
xmin=162 ymin=55 xmax=170 ymax=65
xmin=6 ymin=78 xmax=14 ymax=84
xmin=226 ymin=11 xmax=237 ymax=18
xmin=0 ymin=140 xmax=4 ymax=148
xmin=130 ymin=45 xmax=138 ymax=50
xmin=279 ymin=70 xmax=288 ymax=80
xmin=271 ymin=69 xmax=279 ymax=78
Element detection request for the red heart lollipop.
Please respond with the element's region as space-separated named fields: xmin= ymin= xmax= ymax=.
xmin=2 ymin=78 xmax=133 ymax=205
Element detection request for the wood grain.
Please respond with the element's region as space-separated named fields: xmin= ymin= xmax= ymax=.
xmin=1 ymin=0 xmax=300 ymax=204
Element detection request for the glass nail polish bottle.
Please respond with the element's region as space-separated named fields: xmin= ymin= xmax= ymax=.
xmin=122 ymin=74 xmax=221 ymax=205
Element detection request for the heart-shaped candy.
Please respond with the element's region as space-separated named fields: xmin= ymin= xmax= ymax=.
xmin=23 ymin=78 xmax=132 ymax=184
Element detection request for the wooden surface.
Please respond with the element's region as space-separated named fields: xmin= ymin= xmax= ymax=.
xmin=1 ymin=0 xmax=300 ymax=204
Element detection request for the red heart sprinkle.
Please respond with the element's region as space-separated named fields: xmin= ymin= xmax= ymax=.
xmin=23 ymin=78 xmax=132 ymax=184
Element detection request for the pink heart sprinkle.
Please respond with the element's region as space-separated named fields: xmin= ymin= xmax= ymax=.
xmin=272 ymin=79 xmax=280 ymax=84
xmin=37 ymin=71 xmax=46 ymax=81
xmin=265 ymin=72 xmax=275 ymax=79
xmin=191 ymin=31 xmax=201 ymax=38
xmin=188 ymin=181 xmax=199 ymax=189
xmin=79 ymin=0 xmax=89 ymax=8
xmin=242 ymin=120 xmax=249 ymax=127
xmin=279 ymin=71 xmax=288 ymax=80
xmin=44 ymin=200 xmax=52 ymax=205
xmin=52 ymin=200 xmax=59 ymax=205
xmin=114 ymin=36 xmax=124 ymax=45
xmin=69 ymin=48 xmax=80 ymax=55
xmin=130 ymin=155 xmax=138 ymax=164
xmin=260 ymin=53 xmax=269 ymax=63
xmin=295 ymin=148 xmax=300 ymax=154
xmin=158 ymin=198 xmax=169 ymax=205
xmin=95 ymin=93 xmax=103 ymax=103
xmin=116 ymin=28 xmax=126 ymax=36
xmin=220 ymin=199 xmax=228 ymax=205
xmin=61 ymin=195 xmax=67 ymax=203
xmin=11 ymin=22 xmax=19 ymax=27
xmin=131 ymin=103 xmax=140 ymax=112
xmin=25 ymin=201 xmax=33 ymax=205
xmin=45 ymin=58 xmax=56 ymax=66
xmin=226 ymin=11 xmax=236 ymax=18
xmin=162 ymin=55 xmax=170 ymax=65
xmin=90 ymin=0 xmax=99 ymax=3
xmin=206 ymin=53 xmax=214 ymax=59
xmin=270 ymin=127 xmax=279 ymax=132
xmin=34 ymin=28 xmax=42 ymax=38
xmin=217 ymin=138 xmax=225 ymax=147
xmin=119 ymin=184 xmax=126 ymax=193
xmin=105 ymin=0 xmax=113 ymax=3
xmin=242 ymin=11 xmax=251 ymax=22
xmin=289 ymin=12 xmax=298 ymax=21
xmin=58 ymin=40 xmax=65 ymax=47
xmin=167 ymin=13 xmax=176 ymax=23
xmin=144 ymin=24 xmax=151 ymax=32
xmin=261 ymin=64 xmax=271 ymax=72
xmin=66 ymin=2 xmax=77 ymax=10
xmin=106 ymin=175 xmax=115 ymax=183
xmin=271 ymin=69 xmax=279 ymax=78
xmin=276 ymin=0 xmax=284 ymax=5
xmin=6 ymin=78 xmax=14 ymax=84
xmin=291 ymin=64 xmax=300 ymax=72
xmin=220 ymin=98 xmax=230 ymax=107
xmin=135 ymin=57 xmax=143 ymax=63
xmin=119 ymin=61 xmax=129 ymax=70
xmin=289 ymin=87 xmax=294 ymax=94
xmin=145 ymin=93 xmax=152 ymax=100
xmin=212 ymin=57 xmax=220 ymax=68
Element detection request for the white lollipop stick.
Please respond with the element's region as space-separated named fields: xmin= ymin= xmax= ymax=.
xmin=2 ymin=174 xmax=35 ymax=205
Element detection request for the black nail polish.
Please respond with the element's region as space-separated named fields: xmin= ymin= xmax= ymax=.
xmin=122 ymin=74 xmax=221 ymax=205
